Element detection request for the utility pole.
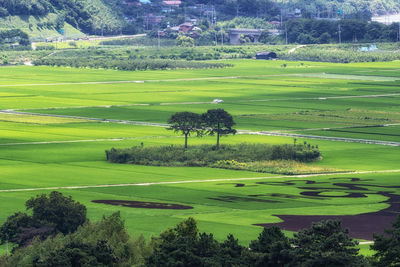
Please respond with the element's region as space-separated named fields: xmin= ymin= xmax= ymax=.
xmin=338 ymin=23 xmax=342 ymax=44
xmin=157 ymin=28 xmax=160 ymax=50
xmin=285 ymin=22 xmax=288 ymax=45
xmin=221 ymin=31 xmax=224 ymax=46
xmin=398 ymin=22 xmax=400 ymax=42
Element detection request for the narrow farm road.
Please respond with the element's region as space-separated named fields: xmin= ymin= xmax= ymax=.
xmin=288 ymin=45 xmax=306 ymax=54
xmin=245 ymin=131 xmax=400 ymax=147
xmin=1 ymin=73 xmax=399 ymax=88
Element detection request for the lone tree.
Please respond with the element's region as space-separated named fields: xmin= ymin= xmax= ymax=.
xmin=168 ymin=112 xmax=202 ymax=149
xmin=202 ymin=109 xmax=236 ymax=150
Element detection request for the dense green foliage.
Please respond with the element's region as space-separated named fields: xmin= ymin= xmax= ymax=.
xmin=290 ymin=220 xmax=365 ymax=266
xmin=64 ymin=45 xmax=267 ymax=60
xmin=0 ymin=192 xmax=86 ymax=248
xmin=32 ymin=42 xmax=400 ymax=66
xmin=168 ymin=109 xmax=237 ymax=149
xmin=106 ymin=143 xmax=321 ymax=168
xmin=286 ymin=19 xmax=400 ymax=44
xmin=0 ymin=29 xmax=30 ymax=50
xmin=33 ymin=57 xmax=231 ymax=71
xmin=147 ymin=218 xmax=365 ymax=267
xmin=0 ymin=211 xmax=151 ymax=266
xmin=371 ymin=216 xmax=400 ymax=266
xmin=100 ymin=37 xmax=177 ymax=47
xmin=283 ymin=43 xmax=400 ymax=63
xmin=0 ymin=206 xmax=374 ymax=266
xmin=202 ymin=109 xmax=237 ymax=149
xmin=284 ymin=0 xmax=400 ymax=18
xmin=168 ymin=112 xmax=202 ymax=148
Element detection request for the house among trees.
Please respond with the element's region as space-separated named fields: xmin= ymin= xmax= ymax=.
xmin=162 ymin=0 xmax=182 ymax=12
xmin=170 ymin=22 xmax=202 ymax=37
xmin=179 ymin=22 xmax=194 ymax=33
xmin=143 ymin=14 xmax=165 ymax=29
xmin=256 ymin=52 xmax=277 ymax=60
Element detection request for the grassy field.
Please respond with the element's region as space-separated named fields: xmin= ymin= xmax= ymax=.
xmin=0 ymin=59 xmax=399 ymax=253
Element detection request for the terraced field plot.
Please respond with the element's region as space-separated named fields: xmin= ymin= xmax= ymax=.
xmin=0 ymin=60 xmax=399 ymax=250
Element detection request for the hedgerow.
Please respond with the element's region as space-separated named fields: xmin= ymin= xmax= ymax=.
xmin=33 ymin=58 xmax=232 ymax=71
xmin=106 ymin=143 xmax=321 ymax=169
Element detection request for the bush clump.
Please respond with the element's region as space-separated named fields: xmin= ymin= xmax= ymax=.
xmin=106 ymin=143 xmax=321 ymax=167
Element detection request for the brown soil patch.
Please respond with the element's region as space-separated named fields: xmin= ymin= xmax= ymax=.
xmin=92 ymin=200 xmax=193 ymax=210
xmin=257 ymin=192 xmax=400 ymax=240
xmin=255 ymin=179 xmax=400 ymax=240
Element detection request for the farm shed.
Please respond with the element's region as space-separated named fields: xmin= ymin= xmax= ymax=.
xmin=256 ymin=52 xmax=277 ymax=60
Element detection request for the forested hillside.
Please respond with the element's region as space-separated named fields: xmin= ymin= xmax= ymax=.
xmin=1 ymin=0 xmax=399 ymax=42
xmin=280 ymin=0 xmax=400 ymax=17
xmin=0 ymin=0 xmax=124 ymax=35
xmin=180 ymin=0 xmax=400 ymax=19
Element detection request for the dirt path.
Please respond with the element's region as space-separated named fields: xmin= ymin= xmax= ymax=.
xmin=0 ymin=169 xmax=399 ymax=193
xmin=288 ymin=45 xmax=306 ymax=54
xmin=273 ymin=123 xmax=400 ymax=133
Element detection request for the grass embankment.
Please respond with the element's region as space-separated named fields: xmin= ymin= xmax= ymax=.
xmin=106 ymin=143 xmax=328 ymax=175
xmin=0 ymin=14 xmax=84 ymax=41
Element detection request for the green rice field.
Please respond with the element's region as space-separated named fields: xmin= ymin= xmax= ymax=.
xmin=0 ymin=59 xmax=399 ymax=252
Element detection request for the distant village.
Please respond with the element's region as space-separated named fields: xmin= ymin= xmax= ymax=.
xmin=123 ymin=0 xmax=302 ymax=44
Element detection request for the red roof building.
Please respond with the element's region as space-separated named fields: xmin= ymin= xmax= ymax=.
xmin=162 ymin=1 xmax=181 ymax=7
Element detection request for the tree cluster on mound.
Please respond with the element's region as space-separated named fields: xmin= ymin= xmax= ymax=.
xmin=168 ymin=109 xmax=236 ymax=150
xmin=2 ymin=192 xmax=400 ymax=266
xmin=106 ymin=143 xmax=321 ymax=167
xmin=33 ymin=57 xmax=231 ymax=71
xmin=107 ymin=109 xmax=321 ymax=173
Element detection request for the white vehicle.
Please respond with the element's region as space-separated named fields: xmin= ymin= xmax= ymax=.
xmin=212 ymin=99 xmax=224 ymax=104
